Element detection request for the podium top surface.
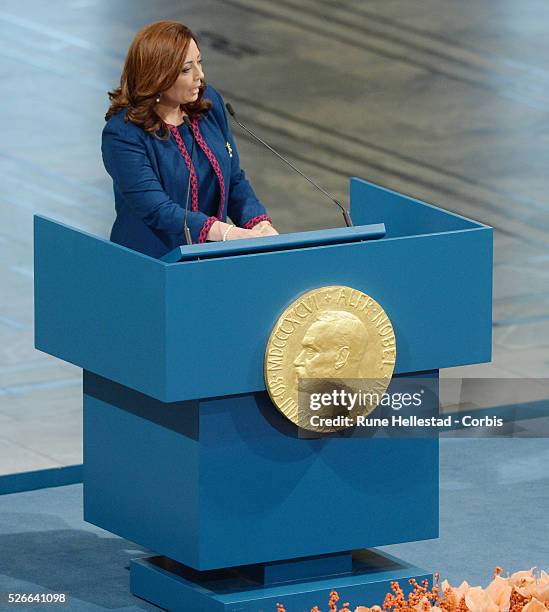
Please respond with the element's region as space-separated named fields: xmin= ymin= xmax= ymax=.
xmin=34 ymin=178 xmax=492 ymax=402
xmin=161 ymin=224 xmax=386 ymax=262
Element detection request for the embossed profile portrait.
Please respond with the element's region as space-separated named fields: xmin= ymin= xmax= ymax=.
xmin=293 ymin=311 xmax=369 ymax=381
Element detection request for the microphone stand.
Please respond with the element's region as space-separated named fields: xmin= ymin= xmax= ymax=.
xmin=225 ymin=103 xmax=353 ymax=227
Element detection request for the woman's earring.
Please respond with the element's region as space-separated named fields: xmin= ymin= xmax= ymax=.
xmin=155 ymin=92 xmax=162 ymax=103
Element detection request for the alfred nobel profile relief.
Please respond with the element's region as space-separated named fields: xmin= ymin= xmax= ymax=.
xmin=294 ymin=311 xmax=369 ymax=379
xmin=294 ymin=311 xmax=374 ymax=425
xmin=265 ymin=286 xmax=396 ymax=432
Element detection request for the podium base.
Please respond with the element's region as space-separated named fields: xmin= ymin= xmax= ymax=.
xmin=130 ymin=549 xmax=431 ymax=612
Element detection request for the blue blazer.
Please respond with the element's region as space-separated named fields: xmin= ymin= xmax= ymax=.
xmin=102 ymin=85 xmax=270 ymax=258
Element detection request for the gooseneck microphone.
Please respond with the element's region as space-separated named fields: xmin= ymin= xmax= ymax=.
xmin=225 ymin=102 xmax=353 ymax=227
xmin=183 ymin=115 xmax=195 ymax=245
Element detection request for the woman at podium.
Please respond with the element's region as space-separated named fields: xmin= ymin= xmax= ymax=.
xmin=102 ymin=20 xmax=277 ymax=258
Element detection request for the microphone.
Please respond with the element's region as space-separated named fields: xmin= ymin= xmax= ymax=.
xmin=225 ymin=102 xmax=353 ymax=227
xmin=183 ymin=115 xmax=195 ymax=245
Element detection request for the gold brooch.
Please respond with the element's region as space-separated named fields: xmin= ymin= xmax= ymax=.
xmin=225 ymin=141 xmax=233 ymax=158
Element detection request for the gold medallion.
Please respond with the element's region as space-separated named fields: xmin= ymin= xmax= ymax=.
xmin=264 ymin=286 xmax=396 ymax=432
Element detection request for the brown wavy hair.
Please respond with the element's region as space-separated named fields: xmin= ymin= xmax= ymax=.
xmin=105 ymin=20 xmax=212 ymax=138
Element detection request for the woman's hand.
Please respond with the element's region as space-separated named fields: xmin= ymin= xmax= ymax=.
xmin=253 ymin=221 xmax=279 ymax=236
xmin=225 ymin=226 xmax=264 ymax=240
xmin=206 ymin=221 xmax=264 ymax=241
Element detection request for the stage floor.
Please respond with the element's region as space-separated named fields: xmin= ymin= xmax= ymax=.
xmin=1 ymin=438 xmax=548 ymax=611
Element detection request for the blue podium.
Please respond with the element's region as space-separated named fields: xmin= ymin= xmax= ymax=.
xmin=34 ymin=178 xmax=492 ymax=611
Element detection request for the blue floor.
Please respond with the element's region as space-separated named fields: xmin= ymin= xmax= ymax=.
xmin=1 ymin=438 xmax=548 ymax=611
xmin=381 ymin=438 xmax=549 ymax=584
xmin=0 ymin=485 xmax=156 ymax=611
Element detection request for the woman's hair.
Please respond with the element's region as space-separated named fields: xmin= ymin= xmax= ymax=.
xmin=105 ymin=20 xmax=212 ymax=137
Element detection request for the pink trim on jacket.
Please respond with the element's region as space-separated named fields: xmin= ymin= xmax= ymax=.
xmin=243 ymin=214 xmax=272 ymax=229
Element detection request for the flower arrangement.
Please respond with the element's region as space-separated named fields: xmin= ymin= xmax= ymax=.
xmin=276 ymin=567 xmax=549 ymax=612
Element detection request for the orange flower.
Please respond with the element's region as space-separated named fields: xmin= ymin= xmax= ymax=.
xmin=465 ymin=586 xmax=499 ymax=612
xmin=329 ymin=590 xmax=340 ymax=612
xmin=485 ymin=575 xmax=512 ymax=611
xmin=413 ymin=595 xmax=431 ymax=611
xmin=441 ymin=580 xmax=472 ymax=608
xmin=514 ymin=573 xmax=549 ymax=602
xmin=508 ymin=570 xmax=536 ymax=589
xmin=280 ymin=567 xmax=549 ymax=612
xmin=521 ymin=598 xmax=547 ymax=612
